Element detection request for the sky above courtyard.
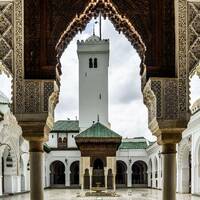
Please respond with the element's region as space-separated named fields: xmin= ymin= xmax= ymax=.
xmin=0 ymin=18 xmax=200 ymax=141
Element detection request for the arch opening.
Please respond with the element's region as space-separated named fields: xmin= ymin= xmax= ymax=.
xmin=92 ymin=158 xmax=104 ymax=187
xmin=70 ymin=161 xmax=80 ymax=186
xmin=132 ymin=160 xmax=148 ymax=188
xmin=50 ymin=161 xmax=65 ymax=186
xmin=116 ymin=160 xmax=127 ymax=188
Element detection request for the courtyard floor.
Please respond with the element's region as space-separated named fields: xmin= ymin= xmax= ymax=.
xmin=1 ymin=189 xmax=200 ymax=200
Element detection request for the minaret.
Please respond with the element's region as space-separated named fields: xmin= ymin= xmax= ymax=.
xmin=77 ymin=34 xmax=109 ymax=131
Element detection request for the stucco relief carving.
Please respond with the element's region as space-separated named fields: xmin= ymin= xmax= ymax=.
xmin=12 ymin=0 xmax=190 ymax=141
xmin=188 ymin=2 xmax=200 ymax=75
xmin=13 ymin=0 xmax=58 ymax=133
xmin=178 ymin=137 xmax=191 ymax=168
xmin=14 ymin=0 xmax=24 ymax=114
xmin=143 ymin=80 xmax=157 ymax=127
xmin=0 ymin=1 xmax=13 ymax=75
xmin=56 ymin=0 xmax=146 ymax=73
xmin=46 ymin=83 xmax=59 ymax=131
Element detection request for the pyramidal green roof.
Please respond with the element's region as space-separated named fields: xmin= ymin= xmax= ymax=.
xmin=51 ymin=120 xmax=79 ymax=133
xmin=76 ymin=122 xmax=122 ymax=138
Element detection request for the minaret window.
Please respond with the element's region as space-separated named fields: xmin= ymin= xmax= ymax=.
xmin=89 ymin=58 xmax=93 ymax=68
xmin=94 ymin=58 xmax=98 ymax=68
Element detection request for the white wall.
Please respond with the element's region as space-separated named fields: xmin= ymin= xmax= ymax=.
xmin=45 ymin=150 xmax=80 ymax=187
xmin=78 ymin=39 xmax=110 ymax=130
xmin=47 ymin=133 xmax=58 ymax=148
xmin=68 ymin=133 xmax=79 ymax=148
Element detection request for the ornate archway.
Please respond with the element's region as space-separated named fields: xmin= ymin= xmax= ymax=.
xmin=132 ymin=160 xmax=148 ymax=187
xmin=116 ymin=160 xmax=127 ymax=187
xmin=178 ymin=138 xmax=192 ymax=193
xmin=5 ymin=0 xmax=196 ymax=199
xmin=70 ymin=161 xmax=80 ymax=186
xmin=92 ymin=158 xmax=105 ymax=187
xmin=50 ymin=161 xmax=65 ymax=186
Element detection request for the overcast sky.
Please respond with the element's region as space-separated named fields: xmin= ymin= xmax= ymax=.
xmin=0 ymin=18 xmax=200 ymax=141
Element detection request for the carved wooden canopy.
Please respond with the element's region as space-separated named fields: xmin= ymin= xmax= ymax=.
xmin=24 ymin=0 xmax=175 ymax=80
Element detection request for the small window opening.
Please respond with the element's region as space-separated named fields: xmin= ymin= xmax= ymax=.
xmin=94 ymin=58 xmax=98 ymax=68
xmin=89 ymin=58 xmax=93 ymax=68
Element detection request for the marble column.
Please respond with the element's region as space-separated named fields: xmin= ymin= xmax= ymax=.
xmin=113 ymin=174 xmax=116 ymax=192
xmin=29 ymin=141 xmax=44 ymax=200
xmin=127 ymin=166 xmax=132 ymax=187
xmin=104 ymin=167 xmax=107 ymax=190
xmin=162 ymin=144 xmax=176 ymax=200
xmin=89 ymin=168 xmax=92 ymax=191
xmin=0 ymin=175 xmax=2 ymax=195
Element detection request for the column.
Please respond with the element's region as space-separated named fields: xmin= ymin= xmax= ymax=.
xmin=162 ymin=144 xmax=176 ymax=200
xmin=0 ymin=175 xmax=2 ymax=195
xmin=89 ymin=167 xmax=92 ymax=191
xmin=113 ymin=174 xmax=116 ymax=192
xmin=29 ymin=141 xmax=44 ymax=200
xmin=104 ymin=167 xmax=107 ymax=190
xmin=127 ymin=165 xmax=132 ymax=187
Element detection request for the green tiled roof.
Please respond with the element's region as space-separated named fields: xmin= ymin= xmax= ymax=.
xmin=51 ymin=120 xmax=79 ymax=133
xmin=76 ymin=122 xmax=122 ymax=138
xmin=119 ymin=141 xmax=148 ymax=149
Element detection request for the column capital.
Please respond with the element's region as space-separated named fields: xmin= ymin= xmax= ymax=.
xmin=19 ymin=120 xmax=50 ymax=142
xmin=29 ymin=141 xmax=44 ymax=152
xmin=162 ymin=143 xmax=176 ymax=154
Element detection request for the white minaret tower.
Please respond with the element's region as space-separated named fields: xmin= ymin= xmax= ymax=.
xmin=77 ymin=34 xmax=109 ymax=131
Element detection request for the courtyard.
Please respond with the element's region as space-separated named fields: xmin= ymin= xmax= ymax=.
xmin=1 ymin=189 xmax=199 ymax=200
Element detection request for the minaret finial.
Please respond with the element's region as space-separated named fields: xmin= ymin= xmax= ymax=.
xmin=97 ymin=114 xmax=100 ymax=122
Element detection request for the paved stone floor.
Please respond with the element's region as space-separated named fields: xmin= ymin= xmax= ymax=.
xmin=1 ymin=189 xmax=200 ymax=200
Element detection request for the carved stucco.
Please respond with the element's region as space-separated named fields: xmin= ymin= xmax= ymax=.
xmin=11 ymin=0 xmax=194 ymax=141
xmin=0 ymin=1 xmax=13 ymax=75
xmin=142 ymin=0 xmax=192 ymax=141
xmin=188 ymin=2 xmax=200 ymax=76
xmin=178 ymin=137 xmax=191 ymax=168
xmin=13 ymin=0 xmax=57 ymax=138
xmin=56 ymin=0 xmax=146 ymax=73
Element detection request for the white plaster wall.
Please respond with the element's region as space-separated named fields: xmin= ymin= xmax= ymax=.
xmin=46 ymin=133 xmax=57 ymax=148
xmin=78 ymin=39 xmax=109 ymax=130
xmin=180 ymin=110 xmax=200 ymax=195
xmin=117 ymin=149 xmax=148 ymax=187
xmin=146 ymin=144 xmax=162 ymax=189
xmin=0 ymin=176 xmax=2 ymax=195
xmin=68 ymin=133 xmax=79 ymax=148
xmin=4 ymin=175 xmax=21 ymax=193
xmin=45 ymin=150 xmax=80 ymax=187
